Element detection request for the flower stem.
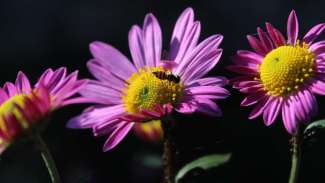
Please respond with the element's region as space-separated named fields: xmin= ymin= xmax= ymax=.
xmin=161 ymin=116 xmax=176 ymax=183
xmin=34 ymin=133 xmax=62 ymax=183
xmin=288 ymin=126 xmax=302 ymax=183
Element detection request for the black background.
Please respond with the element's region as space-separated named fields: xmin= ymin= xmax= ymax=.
xmin=0 ymin=0 xmax=325 ymax=182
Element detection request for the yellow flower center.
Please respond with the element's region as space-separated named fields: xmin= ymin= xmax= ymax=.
xmin=122 ymin=67 xmax=183 ymax=114
xmin=0 ymin=94 xmax=29 ymax=133
xmin=259 ymin=43 xmax=315 ymax=96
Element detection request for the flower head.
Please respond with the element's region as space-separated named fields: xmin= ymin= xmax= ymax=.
xmin=229 ymin=10 xmax=325 ymax=134
xmin=0 ymin=68 xmax=87 ymax=154
xmin=68 ymin=7 xmax=229 ymax=151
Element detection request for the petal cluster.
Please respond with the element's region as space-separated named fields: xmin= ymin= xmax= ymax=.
xmin=0 ymin=68 xmax=86 ymax=154
xmin=68 ymin=7 xmax=229 ymax=151
xmin=229 ymin=10 xmax=325 ymax=134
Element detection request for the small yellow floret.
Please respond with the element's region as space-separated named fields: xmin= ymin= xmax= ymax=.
xmin=260 ymin=43 xmax=314 ymax=96
xmin=122 ymin=67 xmax=183 ymax=114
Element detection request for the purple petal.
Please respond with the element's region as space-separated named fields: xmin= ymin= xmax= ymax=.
xmin=182 ymin=49 xmax=223 ymax=83
xmin=128 ymin=25 xmax=146 ymax=69
xmin=187 ymin=77 xmax=228 ymax=87
xmin=87 ymin=60 xmax=125 ymax=90
xmin=235 ymin=50 xmax=263 ymax=64
xmin=175 ymin=35 xmax=223 ymax=75
xmin=89 ymin=41 xmax=136 ymax=80
xmin=287 ymin=10 xmax=299 ymax=45
xmin=248 ymin=96 xmax=271 ymax=119
xmin=195 ymin=98 xmax=222 ymax=117
xmin=15 ymin=71 xmax=31 ymax=93
xmin=175 ymin=102 xmax=197 ymax=114
xmin=263 ymin=97 xmax=283 ymax=126
xmin=169 ymin=7 xmax=197 ymax=61
xmin=143 ymin=13 xmax=162 ymax=67
xmin=303 ymin=23 xmax=325 ymax=44
xmin=282 ymin=99 xmax=297 ymax=134
xmin=309 ymin=41 xmax=325 ymax=55
xmin=186 ymin=86 xmax=230 ymax=97
xmin=171 ymin=21 xmax=201 ymax=65
xmin=67 ymin=105 xmax=125 ymax=129
xmin=241 ymin=91 xmax=267 ymax=106
xmin=227 ymin=65 xmax=259 ymax=75
xmin=311 ymin=79 xmax=325 ymax=95
xmin=36 ymin=68 xmax=54 ymax=87
xmin=103 ymin=122 xmax=134 ymax=151
xmin=79 ymin=80 xmax=122 ymax=105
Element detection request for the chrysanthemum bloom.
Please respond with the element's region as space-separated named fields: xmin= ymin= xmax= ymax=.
xmin=228 ymin=10 xmax=325 ymax=134
xmin=0 ymin=68 xmax=87 ymax=154
xmin=68 ymin=7 xmax=229 ymax=151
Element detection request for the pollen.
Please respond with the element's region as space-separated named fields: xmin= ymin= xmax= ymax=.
xmin=259 ymin=43 xmax=315 ymax=96
xmin=122 ymin=67 xmax=183 ymax=114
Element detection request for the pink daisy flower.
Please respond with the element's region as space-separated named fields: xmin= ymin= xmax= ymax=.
xmin=0 ymin=67 xmax=87 ymax=154
xmin=67 ymin=7 xmax=229 ymax=151
xmin=228 ymin=10 xmax=325 ymax=134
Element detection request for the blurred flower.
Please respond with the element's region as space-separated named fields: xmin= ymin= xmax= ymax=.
xmin=229 ymin=10 xmax=325 ymax=134
xmin=133 ymin=120 xmax=163 ymax=142
xmin=68 ymin=7 xmax=229 ymax=151
xmin=0 ymin=68 xmax=87 ymax=154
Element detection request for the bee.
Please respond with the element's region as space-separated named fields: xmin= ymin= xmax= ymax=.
xmin=152 ymin=71 xmax=181 ymax=83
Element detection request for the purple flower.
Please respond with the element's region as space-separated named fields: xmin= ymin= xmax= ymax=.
xmin=68 ymin=7 xmax=229 ymax=151
xmin=228 ymin=10 xmax=325 ymax=134
xmin=0 ymin=68 xmax=87 ymax=154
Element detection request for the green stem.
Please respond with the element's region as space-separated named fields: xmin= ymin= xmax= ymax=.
xmin=288 ymin=127 xmax=302 ymax=183
xmin=34 ymin=134 xmax=62 ymax=183
xmin=161 ymin=116 xmax=176 ymax=183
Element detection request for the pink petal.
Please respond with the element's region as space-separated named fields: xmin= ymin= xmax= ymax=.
xmin=287 ymin=10 xmax=299 ymax=45
xmin=3 ymin=82 xmax=17 ymax=97
xmin=15 ymin=71 xmax=31 ymax=93
xmin=246 ymin=35 xmax=267 ymax=55
xmin=265 ymin=22 xmax=286 ymax=47
xmin=257 ymin=27 xmax=274 ymax=52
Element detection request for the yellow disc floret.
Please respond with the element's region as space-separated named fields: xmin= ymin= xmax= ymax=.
xmin=122 ymin=67 xmax=183 ymax=114
xmin=259 ymin=43 xmax=315 ymax=96
xmin=0 ymin=94 xmax=29 ymax=133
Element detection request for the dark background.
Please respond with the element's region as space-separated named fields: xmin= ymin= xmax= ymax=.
xmin=0 ymin=0 xmax=325 ymax=182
